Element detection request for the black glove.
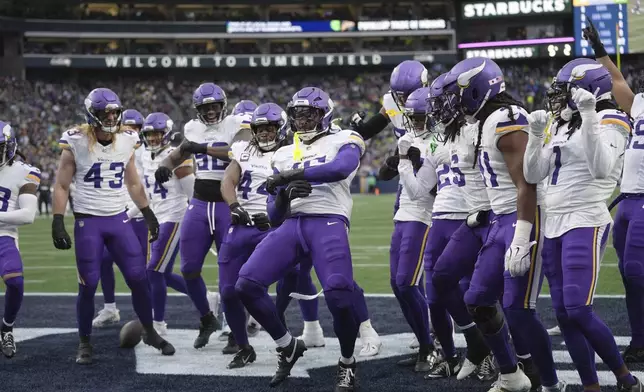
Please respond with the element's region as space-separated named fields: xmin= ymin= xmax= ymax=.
xmin=140 ymin=206 xmax=159 ymax=243
xmin=230 ymin=202 xmax=252 ymax=226
xmin=155 ymin=166 xmax=173 ymax=184
xmin=265 ymin=168 xmax=305 ymax=195
xmin=349 ymin=111 xmax=366 ymax=130
xmin=169 ymin=132 xmax=184 ymax=147
xmin=180 ymin=140 xmax=207 ymax=155
xmin=252 ymin=213 xmax=272 ymax=231
xmin=407 ymin=146 xmax=422 ymax=172
xmin=582 ymin=17 xmax=608 ymax=58
xmin=284 ymin=180 xmax=313 ymax=200
xmin=52 ymin=214 xmax=72 ymax=250
xmin=385 ymin=155 xmax=399 ymax=170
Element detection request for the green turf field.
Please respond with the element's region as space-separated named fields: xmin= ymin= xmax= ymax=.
xmin=17 ymin=194 xmax=625 ymax=294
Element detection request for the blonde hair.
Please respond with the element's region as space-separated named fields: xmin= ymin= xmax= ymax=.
xmin=74 ymin=123 xmax=123 ymax=152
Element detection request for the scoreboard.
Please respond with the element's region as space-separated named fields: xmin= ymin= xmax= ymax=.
xmin=573 ymin=0 xmax=629 ymax=56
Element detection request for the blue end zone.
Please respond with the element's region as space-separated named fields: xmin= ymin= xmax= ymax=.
xmin=0 ymin=296 xmax=642 ymax=392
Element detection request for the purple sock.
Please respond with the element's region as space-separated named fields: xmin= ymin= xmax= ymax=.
xmin=619 ymin=373 xmax=637 ymax=386
xmin=275 ymin=275 xmax=297 ymax=319
xmin=623 ymin=277 xmax=644 ymax=347
xmin=505 ymin=308 xmax=558 ymax=386
xmin=3 ymin=276 xmax=24 ymax=325
xmin=443 ymin=287 xmax=474 ymax=327
xmin=185 ymin=276 xmax=211 ymax=317
xmin=165 ymin=273 xmax=187 ymax=294
xmin=128 ymin=277 xmax=153 ymax=326
xmin=100 ymin=249 xmax=116 ymax=304
xmin=482 ymin=321 xmax=517 ymax=374
xmin=297 ymin=272 xmax=319 ymax=321
xmin=505 ymin=309 xmax=531 ymax=357
xmin=353 ymin=282 xmax=369 ymax=323
xmin=326 ymin=290 xmax=360 ymax=358
xmin=429 ymin=303 xmax=455 ymax=358
xmin=398 ymin=285 xmax=432 ymax=346
xmin=557 ymin=313 xmax=599 ymax=386
xmin=392 ymin=283 xmax=416 ymax=332
xmin=221 ymin=286 xmax=249 ymax=346
xmin=236 ymin=277 xmax=287 ymax=340
xmin=77 ymin=283 xmax=98 ymax=337
xmin=148 ymin=271 xmax=167 ymax=322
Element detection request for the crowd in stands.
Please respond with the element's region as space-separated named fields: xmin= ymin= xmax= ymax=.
xmin=3 ymin=59 xmax=636 ymax=185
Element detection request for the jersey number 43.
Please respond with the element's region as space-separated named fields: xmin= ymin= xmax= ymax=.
xmin=83 ymin=162 xmax=125 ymax=189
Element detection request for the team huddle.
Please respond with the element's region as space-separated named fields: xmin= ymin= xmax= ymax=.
xmin=0 ymin=19 xmax=643 ymax=392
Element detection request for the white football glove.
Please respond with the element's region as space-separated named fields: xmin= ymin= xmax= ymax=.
xmin=527 ymin=110 xmax=550 ymax=138
xmin=504 ymin=239 xmax=537 ymax=278
xmin=397 ymin=133 xmax=414 ymax=155
xmin=572 ymin=87 xmax=597 ymax=112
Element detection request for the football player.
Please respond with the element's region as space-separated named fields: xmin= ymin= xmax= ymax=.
xmin=136 ymin=112 xmax=192 ymax=335
xmin=235 ymin=87 xmax=369 ymax=390
xmin=94 ymin=108 xmax=145 ymax=328
xmin=52 ymin=88 xmax=174 ymax=364
xmin=154 ymin=83 xmax=249 ymax=349
xmin=525 ymin=58 xmax=640 ymax=391
xmin=0 ymin=122 xmax=39 ymax=358
xmin=438 ymin=59 xmax=561 ymax=392
xmin=584 ymin=18 xmax=644 ymax=363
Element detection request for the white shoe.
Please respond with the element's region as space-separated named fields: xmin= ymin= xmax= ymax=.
xmin=488 ymin=368 xmax=531 ymax=392
xmin=207 ymin=291 xmax=220 ymax=316
xmin=153 ymin=320 xmax=168 ymax=336
xmin=218 ymin=317 xmax=231 ymax=342
xmin=246 ymin=316 xmax=261 ymax=338
xmin=299 ymin=320 xmax=325 ymax=348
xmin=358 ymin=320 xmax=382 ymax=357
xmin=92 ymin=307 xmax=120 ymax=328
xmin=409 ymin=336 xmax=419 ymax=349
xmin=547 ymin=325 xmax=561 ymax=336
xmin=458 ymin=358 xmax=478 ymax=380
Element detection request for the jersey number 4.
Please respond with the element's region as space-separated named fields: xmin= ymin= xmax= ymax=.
xmin=83 ymin=162 xmax=125 ymax=189
xmin=238 ymin=171 xmax=268 ymax=200
xmin=144 ymin=175 xmax=168 ymax=199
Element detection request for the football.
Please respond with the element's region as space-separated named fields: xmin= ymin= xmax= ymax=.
xmin=119 ymin=320 xmax=143 ymax=349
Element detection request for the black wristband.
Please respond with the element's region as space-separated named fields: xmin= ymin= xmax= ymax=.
xmin=357 ymin=113 xmax=391 ymax=141
xmin=140 ymin=206 xmax=154 ymax=220
xmin=229 ymin=202 xmax=241 ymax=211
xmin=592 ymin=43 xmax=608 ymax=58
xmin=53 ymin=214 xmax=64 ymax=221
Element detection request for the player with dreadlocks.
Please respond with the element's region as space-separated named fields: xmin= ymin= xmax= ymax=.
xmin=438 ymin=58 xmax=562 ymax=392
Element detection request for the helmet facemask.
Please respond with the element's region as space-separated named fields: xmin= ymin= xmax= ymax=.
xmin=90 ymin=106 xmax=122 ymax=133
xmin=252 ymin=123 xmax=280 ymax=152
xmin=546 ymin=81 xmax=571 ymax=117
xmin=196 ymin=101 xmax=225 ymax=125
xmin=288 ymin=106 xmax=326 ymax=142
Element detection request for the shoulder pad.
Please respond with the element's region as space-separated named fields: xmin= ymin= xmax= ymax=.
xmin=488 ymin=106 xmax=529 ymax=135
xmin=632 ymin=93 xmax=644 ymax=119
xmin=598 ymin=109 xmax=632 ymax=135
xmin=22 ymin=164 xmax=41 ymax=185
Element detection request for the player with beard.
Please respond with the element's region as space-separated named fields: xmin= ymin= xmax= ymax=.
xmin=52 ymin=88 xmax=174 ymax=364
xmin=93 ymin=108 xmax=145 ymax=328
xmin=525 ymin=57 xmax=640 ymax=392
xmin=136 ymin=112 xmax=192 ymax=335
xmin=0 ymin=122 xmax=39 ymax=359
xmin=583 ymin=18 xmax=644 ymax=363
xmin=235 ymin=87 xmax=369 ymax=391
xmin=154 ymin=83 xmax=249 ymax=349
xmin=438 ymin=58 xmax=561 ymax=392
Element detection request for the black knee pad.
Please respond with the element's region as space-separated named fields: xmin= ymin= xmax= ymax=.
xmin=467 ymin=304 xmax=504 ymax=335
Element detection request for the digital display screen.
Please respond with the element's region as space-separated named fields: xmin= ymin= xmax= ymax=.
xmin=573 ymin=2 xmax=629 ymax=55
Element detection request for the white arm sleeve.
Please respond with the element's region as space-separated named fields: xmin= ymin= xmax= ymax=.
xmin=127 ymin=205 xmax=141 ymax=220
xmin=397 ymin=158 xmax=438 ymax=200
xmin=581 ymin=113 xmax=627 ymax=179
xmin=523 ymin=132 xmax=552 ymax=184
xmin=0 ymin=194 xmax=37 ymax=225
xmin=177 ymin=174 xmax=195 ymax=199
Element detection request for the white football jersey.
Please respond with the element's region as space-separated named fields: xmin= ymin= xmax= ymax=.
xmin=543 ymin=109 xmax=630 ymax=237
xmin=0 ymin=161 xmax=41 ymax=238
xmin=125 ymin=146 xmax=145 ymax=219
xmin=271 ymin=130 xmax=365 ymax=220
xmin=394 ymin=136 xmax=436 ymax=225
xmin=621 ymin=93 xmax=644 ymax=193
xmin=382 ymin=92 xmax=406 ymax=138
xmin=183 ymin=114 xmax=245 ymax=181
xmin=480 ymin=105 xmax=544 ymax=215
xmin=430 ymin=135 xmax=469 ymax=220
xmin=229 ymin=141 xmax=273 ymax=216
xmin=141 ymin=146 xmax=192 ymax=224
xmin=451 ymin=124 xmax=491 ymax=213
xmin=60 ymin=128 xmax=140 ymax=216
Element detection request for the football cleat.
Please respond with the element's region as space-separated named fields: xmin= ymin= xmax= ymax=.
xmin=247 ymin=316 xmax=261 ymax=338
xmin=142 ymin=327 xmax=175 ymax=356
xmin=623 ymin=345 xmax=644 ymax=363
xmin=543 ymin=381 xmax=568 ymax=392
xmin=398 ymin=346 xmax=439 ymax=372
xmin=1 ymin=330 xmax=16 ymax=358
xmin=218 ymin=316 xmax=231 ymax=342
xmin=358 ymin=321 xmax=381 ymax=357
xmin=76 ymin=342 xmax=93 ymax=365
xmin=409 ymin=336 xmax=419 ymax=349
xmin=153 ymin=320 xmax=168 ymax=336
xmin=92 ymin=307 xmax=120 ymax=328
xmin=425 ymin=353 xmax=462 ymax=379
xmin=194 ymin=311 xmax=221 ymax=349
xmin=227 ymin=345 xmax=257 ymax=369
xmin=618 ymin=376 xmax=644 ymax=392
xmin=518 ymin=357 xmax=541 ymax=392
xmin=299 ymin=321 xmax=325 ymax=348
xmin=476 ymin=354 xmax=499 ymax=382
xmin=222 ymin=332 xmax=239 ymax=355
xmin=335 ymin=359 xmax=357 ymax=391
xmin=269 ymin=338 xmax=307 ymax=387
xmin=487 ymin=367 xmax=532 ymax=392
xmin=547 ymin=325 xmax=561 ymax=336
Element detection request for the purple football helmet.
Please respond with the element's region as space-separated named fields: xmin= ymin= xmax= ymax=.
xmin=390 ymin=60 xmax=429 ymax=109
xmin=84 ymin=88 xmax=122 ymax=133
xmin=251 ymin=103 xmax=287 ymax=152
xmin=547 ymin=58 xmax=612 ymax=115
xmin=287 ymin=87 xmax=334 ymax=142
xmin=403 ymin=87 xmax=433 ymax=138
xmin=0 ymin=121 xmax=17 ymax=168
xmin=441 ymin=58 xmax=505 ymax=125
xmin=426 ymin=73 xmax=450 ymax=127
xmin=121 ymin=109 xmax=144 ymax=132
xmin=193 ymin=83 xmax=227 ymax=125
xmin=141 ymin=112 xmax=174 ymax=153
xmin=232 ymin=100 xmax=258 ymax=116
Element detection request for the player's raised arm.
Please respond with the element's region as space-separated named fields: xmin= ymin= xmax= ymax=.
xmin=523 ymin=110 xmax=554 ymax=184
xmin=51 ymin=147 xmax=76 ymax=249
xmin=583 ymin=17 xmax=635 ymax=114
xmin=125 ymin=153 xmax=159 ymax=242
